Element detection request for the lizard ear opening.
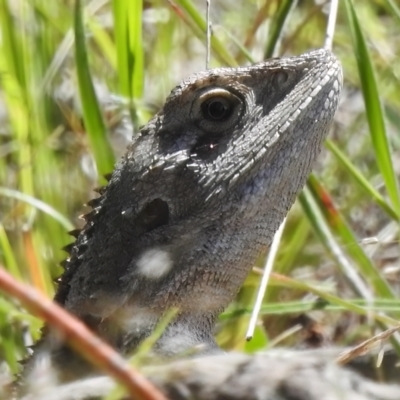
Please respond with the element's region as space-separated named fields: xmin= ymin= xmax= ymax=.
xmin=137 ymin=198 xmax=169 ymax=232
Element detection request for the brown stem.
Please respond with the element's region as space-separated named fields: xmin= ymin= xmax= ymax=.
xmin=0 ymin=266 xmax=167 ymax=400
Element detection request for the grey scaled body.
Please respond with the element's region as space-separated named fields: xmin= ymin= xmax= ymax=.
xmin=24 ymin=49 xmax=342 ymax=383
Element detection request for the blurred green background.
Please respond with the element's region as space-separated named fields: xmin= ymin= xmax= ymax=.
xmin=0 ymin=0 xmax=399 ymax=379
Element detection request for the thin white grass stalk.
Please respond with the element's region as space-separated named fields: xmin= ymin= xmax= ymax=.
xmin=246 ymin=218 xmax=287 ymax=341
xmin=303 ymin=187 xmax=373 ymax=301
xmin=324 ymin=0 xmax=339 ymax=50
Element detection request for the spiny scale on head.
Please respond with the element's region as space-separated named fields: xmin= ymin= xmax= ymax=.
xmin=104 ymin=173 xmax=112 ymax=182
xmin=62 ymin=243 xmax=74 ymax=254
xmin=79 ymin=209 xmax=98 ymax=222
xmin=57 ymin=186 xmax=107 ymax=273
xmin=68 ymin=229 xmax=81 ymax=238
xmin=53 ymin=175 xmax=111 ymax=305
xmin=93 ymin=186 xmax=106 ymax=195
xmin=86 ymin=197 xmax=102 ymax=208
xmin=59 ymin=259 xmax=69 ymax=269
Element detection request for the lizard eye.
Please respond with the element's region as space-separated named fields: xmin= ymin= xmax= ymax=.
xmin=191 ymin=88 xmax=243 ymax=133
xmin=201 ymin=96 xmax=233 ymax=121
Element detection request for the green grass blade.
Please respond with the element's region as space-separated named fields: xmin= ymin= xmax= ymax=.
xmin=87 ymin=17 xmax=117 ymax=70
xmin=112 ymin=0 xmax=130 ymax=97
xmin=223 ymin=298 xmax=400 ymax=319
xmin=267 ymin=274 xmax=398 ymax=326
xmin=111 ymin=0 xmax=143 ymax=101
xmin=0 ymin=0 xmax=25 ymax=87
xmin=0 ymin=225 xmax=22 ymax=280
xmin=128 ymin=0 xmax=144 ymax=99
xmin=30 ymin=0 xmax=70 ymax=33
xmin=325 ymin=138 xmax=399 ymax=220
xmin=0 ymin=187 xmax=74 ymax=231
xmin=306 ymin=176 xmax=395 ymax=299
xmin=299 ymin=186 xmax=371 ymax=299
xmin=264 ymin=0 xmax=296 ymax=58
xmin=74 ymin=0 xmax=115 ymax=178
xmin=344 ymin=0 xmax=400 ymax=217
xmin=383 ymin=0 xmax=400 ymax=23
xmin=217 ymin=25 xmax=255 ymax=64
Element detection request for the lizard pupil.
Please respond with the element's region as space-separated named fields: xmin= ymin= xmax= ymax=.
xmin=203 ymin=97 xmax=231 ymax=121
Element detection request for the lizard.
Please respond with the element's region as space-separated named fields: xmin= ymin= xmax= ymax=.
xmin=21 ymin=48 xmax=342 ymax=384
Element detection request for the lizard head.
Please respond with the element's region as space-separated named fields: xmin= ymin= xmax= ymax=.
xmin=128 ymin=49 xmax=342 ymax=214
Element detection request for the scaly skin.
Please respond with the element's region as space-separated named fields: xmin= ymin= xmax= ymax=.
xmin=23 ymin=49 xmax=342 ymax=383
